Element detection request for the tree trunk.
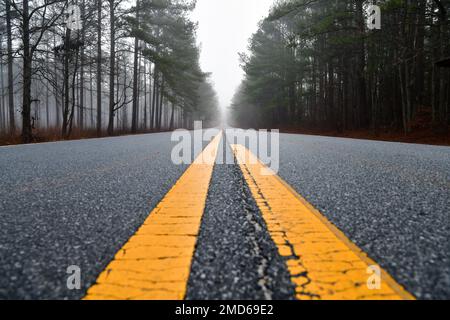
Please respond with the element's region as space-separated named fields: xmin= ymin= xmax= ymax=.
xmin=46 ymin=47 xmax=50 ymax=129
xmin=415 ymin=0 xmax=426 ymax=106
xmin=131 ymin=0 xmax=140 ymax=133
xmin=157 ymin=79 xmax=164 ymax=130
xmin=151 ymin=68 xmax=158 ymax=130
xmin=62 ymin=29 xmax=71 ymax=137
xmin=137 ymin=50 xmax=142 ymax=130
xmin=96 ymin=0 xmax=103 ymax=136
xmin=53 ymin=33 xmax=61 ymax=128
xmin=79 ymin=0 xmax=86 ymax=130
xmin=356 ymin=0 xmax=367 ymax=129
xmin=116 ymin=55 xmax=120 ymax=130
xmin=143 ymin=59 xmax=147 ymax=130
xmin=437 ymin=3 xmax=448 ymax=133
xmin=170 ymin=103 xmax=175 ymax=130
xmin=6 ymin=0 xmax=15 ymax=134
xmin=21 ymin=0 xmax=33 ymax=143
xmin=122 ymin=61 xmax=128 ymax=130
xmin=327 ymin=62 xmax=335 ymax=129
xmin=68 ymin=50 xmax=80 ymax=137
xmin=0 ymin=52 xmax=5 ymax=132
xmin=107 ymin=0 xmax=116 ymax=136
xmin=89 ymin=54 xmax=94 ymax=128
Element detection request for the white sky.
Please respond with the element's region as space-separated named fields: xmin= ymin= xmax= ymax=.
xmin=191 ymin=0 xmax=274 ymax=109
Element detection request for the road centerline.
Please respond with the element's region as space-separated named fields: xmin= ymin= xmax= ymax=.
xmin=231 ymin=144 xmax=415 ymax=300
xmin=84 ymin=133 xmax=222 ymax=300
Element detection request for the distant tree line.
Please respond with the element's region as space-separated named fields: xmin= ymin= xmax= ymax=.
xmin=0 ymin=0 xmax=219 ymax=143
xmin=231 ymin=0 xmax=449 ymax=135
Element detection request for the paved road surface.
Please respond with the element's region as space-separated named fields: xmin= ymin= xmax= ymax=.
xmin=277 ymin=134 xmax=450 ymax=299
xmin=0 ymin=132 xmax=448 ymax=299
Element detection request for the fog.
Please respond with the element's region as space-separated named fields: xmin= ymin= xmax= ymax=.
xmin=191 ymin=0 xmax=274 ymax=110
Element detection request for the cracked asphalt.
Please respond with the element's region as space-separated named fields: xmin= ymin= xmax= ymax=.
xmin=186 ymin=142 xmax=295 ymax=300
xmin=277 ymin=134 xmax=450 ymax=299
xmin=0 ymin=132 xmax=449 ymax=299
xmin=0 ymin=133 xmax=192 ymax=299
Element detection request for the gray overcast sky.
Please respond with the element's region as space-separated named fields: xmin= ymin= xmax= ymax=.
xmin=191 ymin=0 xmax=273 ymax=109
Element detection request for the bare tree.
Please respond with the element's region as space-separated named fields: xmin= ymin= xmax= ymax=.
xmin=5 ymin=0 xmax=15 ymax=134
xmin=96 ymin=0 xmax=102 ymax=136
xmin=131 ymin=0 xmax=140 ymax=134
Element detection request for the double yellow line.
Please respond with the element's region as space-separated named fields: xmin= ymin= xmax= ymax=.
xmin=231 ymin=144 xmax=413 ymax=300
xmin=85 ymin=133 xmax=414 ymax=300
xmin=85 ymin=133 xmax=222 ymax=300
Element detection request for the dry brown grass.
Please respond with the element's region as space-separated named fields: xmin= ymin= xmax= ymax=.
xmin=282 ymin=127 xmax=450 ymax=146
xmin=280 ymin=107 xmax=450 ymax=146
xmin=0 ymin=126 xmax=166 ymax=146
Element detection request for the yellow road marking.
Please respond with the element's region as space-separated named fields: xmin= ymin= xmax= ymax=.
xmin=84 ymin=133 xmax=222 ymax=300
xmin=231 ymin=144 xmax=414 ymax=300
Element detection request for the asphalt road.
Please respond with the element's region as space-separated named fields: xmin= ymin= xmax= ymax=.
xmin=0 ymin=133 xmax=192 ymax=299
xmin=186 ymin=141 xmax=295 ymax=300
xmin=0 ymin=132 xmax=449 ymax=299
xmin=276 ymin=134 xmax=450 ymax=299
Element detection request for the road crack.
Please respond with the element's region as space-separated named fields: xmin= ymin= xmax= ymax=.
xmin=238 ymin=161 xmax=320 ymax=300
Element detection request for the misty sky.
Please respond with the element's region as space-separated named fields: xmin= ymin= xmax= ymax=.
xmin=191 ymin=0 xmax=274 ymax=109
